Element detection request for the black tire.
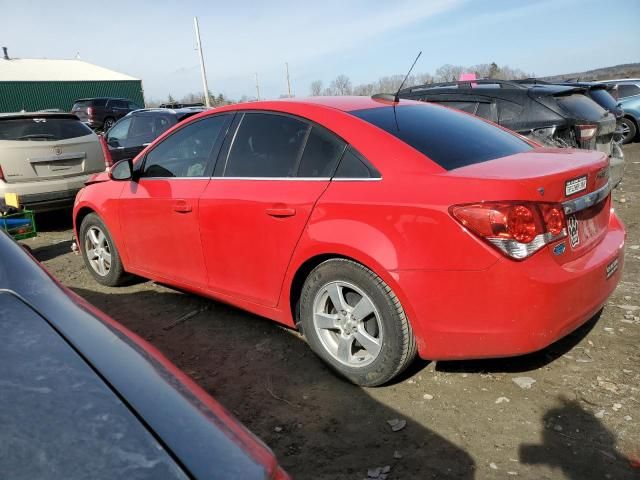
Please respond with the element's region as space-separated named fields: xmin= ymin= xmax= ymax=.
xmin=79 ymin=213 xmax=126 ymax=286
xmin=103 ymin=117 xmax=115 ymax=132
xmin=620 ymin=117 xmax=637 ymax=144
xmin=299 ymin=258 xmax=417 ymax=387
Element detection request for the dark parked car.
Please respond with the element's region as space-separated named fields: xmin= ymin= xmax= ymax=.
xmin=105 ymin=107 xmax=206 ymax=162
xmin=0 ymin=231 xmax=289 ymax=479
xmin=399 ymin=80 xmax=624 ymax=186
xmin=71 ymin=98 xmax=142 ymax=131
xmin=159 ymin=102 xmax=205 ymax=108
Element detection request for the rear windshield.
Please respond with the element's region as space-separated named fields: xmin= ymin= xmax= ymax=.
xmin=73 ymin=99 xmax=107 ymax=109
xmin=589 ymin=89 xmax=619 ymax=111
xmin=350 ymin=104 xmax=532 ymax=170
xmin=555 ymin=94 xmax=606 ymax=121
xmin=0 ymin=118 xmax=94 ymax=141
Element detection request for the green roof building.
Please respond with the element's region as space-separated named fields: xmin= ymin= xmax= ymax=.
xmin=0 ymin=50 xmax=144 ymax=112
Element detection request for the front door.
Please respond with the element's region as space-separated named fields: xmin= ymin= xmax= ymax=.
xmin=118 ymin=115 xmax=231 ymax=287
xmin=199 ymin=112 xmax=346 ymax=306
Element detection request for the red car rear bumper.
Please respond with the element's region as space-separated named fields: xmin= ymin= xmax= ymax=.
xmin=397 ymin=212 xmax=626 ymax=360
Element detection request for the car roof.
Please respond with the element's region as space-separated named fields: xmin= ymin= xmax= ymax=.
xmin=132 ymin=107 xmax=208 ymax=116
xmin=240 ymin=95 xmax=418 ymax=112
xmin=0 ymin=111 xmax=80 ymax=120
xmin=74 ymin=97 xmax=129 ymax=102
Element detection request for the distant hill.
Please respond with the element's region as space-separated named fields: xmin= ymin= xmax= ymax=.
xmin=542 ymin=63 xmax=640 ymax=82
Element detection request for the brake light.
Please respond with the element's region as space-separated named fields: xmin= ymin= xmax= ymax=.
xmin=576 ymin=124 xmax=597 ymax=141
xmin=87 ymin=106 xmax=94 ymax=117
xmin=451 ymin=202 xmax=567 ymax=260
xmin=98 ymin=135 xmax=113 ymax=168
xmin=0 ymin=164 xmax=4 ymax=181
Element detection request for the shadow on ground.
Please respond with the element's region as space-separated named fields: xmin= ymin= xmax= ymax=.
xmin=72 ymin=287 xmax=476 ymax=480
xmin=34 ymin=209 xmax=74 ymax=232
xmin=521 ymin=396 xmax=638 ymax=479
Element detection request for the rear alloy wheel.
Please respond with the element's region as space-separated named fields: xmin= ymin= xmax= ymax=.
xmin=103 ymin=117 xmax=115 ymax=132
xmin=300 ymin=259 xmax=417 ymax=386
xmin=80 ymin=213 xmax=126 ymax=286
xmin=619 ymin=117 xmax=637 ymax=144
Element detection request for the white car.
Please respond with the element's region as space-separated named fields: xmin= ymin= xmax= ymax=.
xmin=0 ymin=112 xmax=106 ymax=211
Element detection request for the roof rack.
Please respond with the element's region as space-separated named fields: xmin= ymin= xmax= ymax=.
xmin=402 ymin=79 xmax=528 ymax=93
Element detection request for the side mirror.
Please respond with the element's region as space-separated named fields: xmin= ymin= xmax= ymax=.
xmin=107 ymin=136 xmax=120 ymax=147
xmin=109 ymin=158 xmax=133 ymax=181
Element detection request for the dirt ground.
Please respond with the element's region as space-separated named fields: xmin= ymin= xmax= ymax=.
xmin=27 ymin=144 xmax=640 ymax=480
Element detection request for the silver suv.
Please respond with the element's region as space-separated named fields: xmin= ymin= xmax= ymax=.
xmin=0 ymin=112 xmax=106 ymax=211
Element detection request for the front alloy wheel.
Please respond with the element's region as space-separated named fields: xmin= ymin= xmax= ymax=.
xmin=85 ymin=226 xmax=112 ymax=276
xmin=79 ymin=213 xmax=127 ymax=286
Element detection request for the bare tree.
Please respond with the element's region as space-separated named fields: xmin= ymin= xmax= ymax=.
xmin=435 ymin=64 xmax=465 ymax=82
xmin=330 ymin=74 xmax=352 ymax=95
xmin=310 ymin=80 xmax=324 ymax=96
xmin=353 ymin=83 xmax=376 ymax=96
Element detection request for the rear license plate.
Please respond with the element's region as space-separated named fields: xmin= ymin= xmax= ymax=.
xmin=565 ymin=175 xmax=587 ymax=196
xmin=606 ymin=257 xmax=619 ymax=279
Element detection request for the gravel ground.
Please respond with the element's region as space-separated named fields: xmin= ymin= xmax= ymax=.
xmin=26 ymin=144 xmax=640 ymax=480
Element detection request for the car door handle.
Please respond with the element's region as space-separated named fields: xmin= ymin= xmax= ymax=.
xmin=266 ymin=207 xmax=296 ymax=218
xmin=173 ymin=200 xmax=192 ymax=213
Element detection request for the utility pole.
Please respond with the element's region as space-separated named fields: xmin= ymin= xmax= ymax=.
xmin=255 ymin=72 xmax=261 ymax=101
xmin=194 ymin=17 xmax=211 ymax=108
xmin=285 ymin=62 xmax=292 ymax=98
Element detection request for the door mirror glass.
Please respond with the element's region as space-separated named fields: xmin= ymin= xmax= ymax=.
xmin=109 ymin=159 xmax=133 ymax=181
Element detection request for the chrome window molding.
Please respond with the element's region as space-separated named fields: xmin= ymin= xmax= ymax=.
xmin=562 ymin=181 xmax=611 ymax=215
xmin=137 ymin=176 xmax=381 ymax=181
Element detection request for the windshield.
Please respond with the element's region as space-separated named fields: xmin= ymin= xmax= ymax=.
xmin=350 ymin=104 xmax=532 ymax=170
xmin=0 ymin=118 xmax=94 ymax=141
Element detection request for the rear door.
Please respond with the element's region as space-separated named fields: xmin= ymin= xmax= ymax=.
xmin=199 ymin=112 xmax=345 ymax=306
xmin=0 ymin=115 xmax=105 ymax=182
xmin=118 ymin=114 xmax=232 ymax=286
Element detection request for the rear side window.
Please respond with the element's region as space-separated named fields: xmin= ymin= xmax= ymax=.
xmin=555 ymin=94 xmax=606 ymax=120
xmin=589 ymin=89 xmax=619 ymax=110
xmin=224 ymin=113 xmax=309 ymax=177
xmin=0 ymin=118 xmax=93 ymax=141
xmin=297 ymin=126 xmax=345 ymax=177
xmin=92 ymin=99 xmax=108 ymax=107
xmin=334 ymin=148 xmax=378 ymax=178
xmin=350 ymin=104 xmax=532 ymax=170
xmin=618 ymin=84 xmax=640 ymax=98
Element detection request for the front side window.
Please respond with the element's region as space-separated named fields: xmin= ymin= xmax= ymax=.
xmin=351 ymin=104 xmax=532 ymax=171
xmin=224 ymin=113 xmax=309 ymax=177
xmin=618 ymin=84 xmax=640 ymax=98
xmin=141 ymin=115 xmax=228 ymax=178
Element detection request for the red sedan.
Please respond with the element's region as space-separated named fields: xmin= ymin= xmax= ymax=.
xmin=74 ymin=97 xmax=625 ymax=386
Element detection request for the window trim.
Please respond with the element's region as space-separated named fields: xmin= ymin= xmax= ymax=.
xmin=136 ymin=113 xmax=233 ymax=180
xmin=215 ymin=110 xmax=377 ymax=180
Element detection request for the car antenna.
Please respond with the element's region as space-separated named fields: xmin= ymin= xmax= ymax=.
xmin=394 ymin=51 xmax=422 ymax=102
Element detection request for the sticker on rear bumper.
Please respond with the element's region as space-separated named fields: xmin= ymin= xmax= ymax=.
xmin=606 ymin=257 xmax=619 ymax=279
xmin=567 ymin=215 xmax=580 ymax=248
xmin=565 ymin=175 xmax=587 ymax=196
xmin=553 ymin=242 xmax=566 ymax=256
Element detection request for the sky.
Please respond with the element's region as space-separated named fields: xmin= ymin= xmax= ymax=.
xmin=1 ymin=0 xmax=639 ymax=102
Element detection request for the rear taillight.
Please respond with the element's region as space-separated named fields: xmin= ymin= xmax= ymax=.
xmin=576 ymin=124 xmax=597 ymax=141
xmin=87 ymin=106 xmax=94 ymax=116
xmin=98 ymin=135 xmax=113 ymax=168
xmin=0 ymin=164 xmax=5 ymax=181
xmin=451 ymin=202 xmax=567 ymax=260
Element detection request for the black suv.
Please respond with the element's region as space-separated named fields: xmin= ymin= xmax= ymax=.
xmin=104 ymin=107 xmax=206 ymax=162
xmin=71 ymin=98 xmax=142 ymax=131
xmin=399 ymin=80 xmax=623 ymax=186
